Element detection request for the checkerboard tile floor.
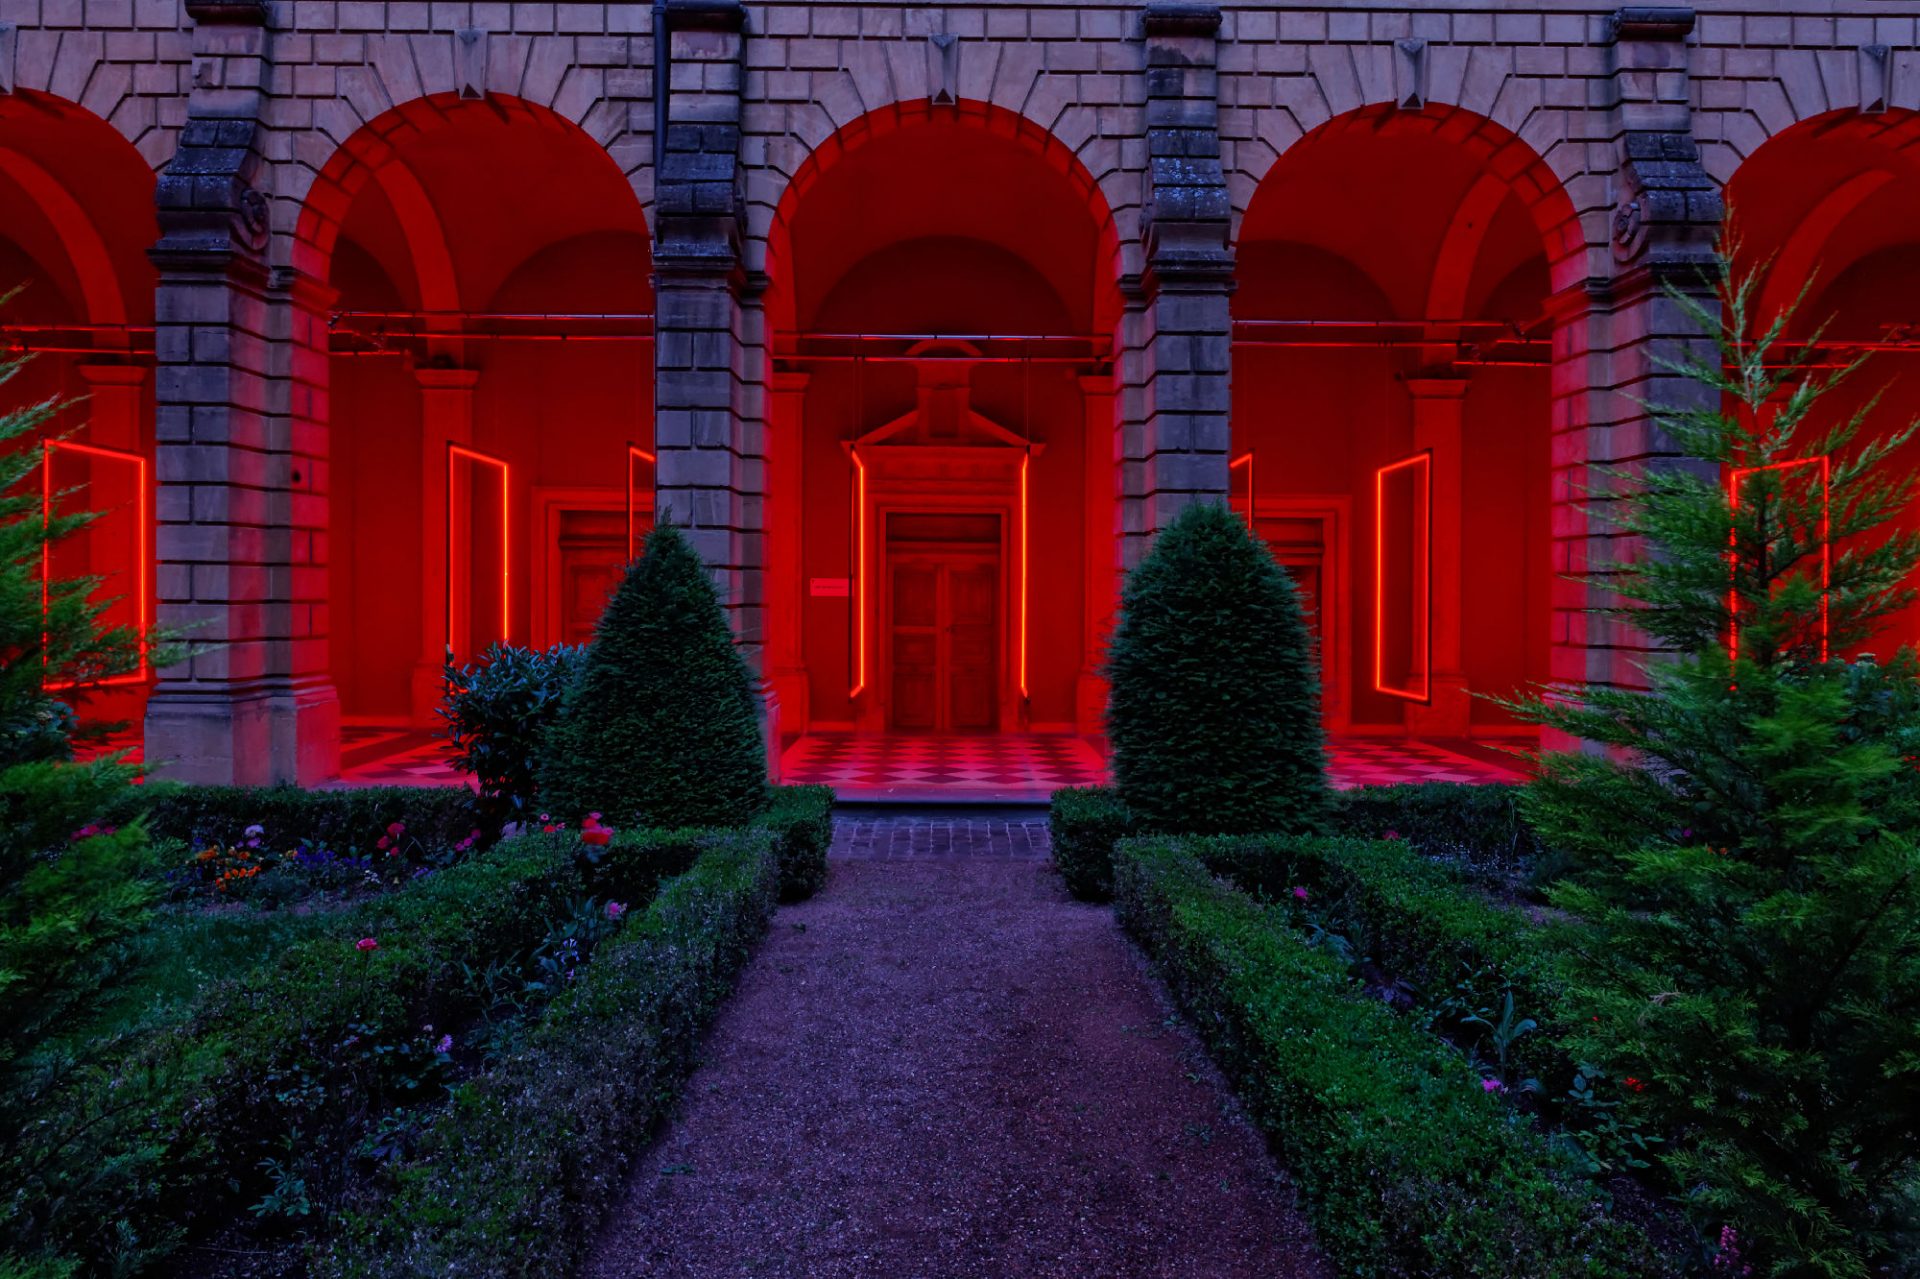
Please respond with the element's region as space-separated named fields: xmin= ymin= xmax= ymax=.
xmin=335 ymin=725 xmax=471 ymax=788
xmin=780 ymin=733 xmax=1107 ymax=802
xmin=85 ymin=723 xmax=1527 ymax=796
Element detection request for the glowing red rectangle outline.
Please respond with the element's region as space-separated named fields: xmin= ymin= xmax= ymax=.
xmin=625 ymin=442 xmax=655 ymax=561
xmin=849 ymin=447 xmax=867 ymax=699
xmin=1230 ymin=451 xmax=1255 ymax=524
xmin=447 ymin=443 xmax=510 ymax=652
xmin=1019 ymin=451 xmax=1030 ymax=701
xmin=41 ymin=439 xmax=150 ymax=688
xmin=1727 ymin=455 xmax=1830 ymax=664
xmin=1373 ymin=448 xmax=1432 ymax=704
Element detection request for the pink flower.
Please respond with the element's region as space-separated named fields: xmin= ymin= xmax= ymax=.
xmin=376 ymin=836 xmax=390 ymax=850
xmin=606 ymin=901 xmax=627 ymax=921
xmin=1480 ymin=1078 xmax=1504 ymax=1094
xmin=436 ymin=1034 xmax=453 ymax=1054
xmin=1291 ymin=886 xmax=1309 ymax=901
xmin=387 ymin=821 xmax=406 ymax=838
xmin=1384 ymin=829 xmax=1402 ymax=841
xmin=355 ymin=937 xmax=379 ymax=953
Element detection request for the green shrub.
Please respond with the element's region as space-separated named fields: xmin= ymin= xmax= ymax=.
xmin=141 ymin=783 xmax=481 ymax=859
xmin=322 ymin=829 xmax=779 ymax=1278
xmin=1114 ymin=835 xmax=1671 ymax=1279
xmin=1105 ymin=501 xmax=1329 ymax=836
xmin=1048 ymin=784 xmax=1133 ymax=900
xmin=540 ymin=523 xmax=768 ymax=829
xmin=1505 ymin=262 xmax=1920 ymax=1273
xmin=439 ymin=642 xmax=586 ymax=838
xmin=755 ymin=784 xmax=833 ymax=901
xmin=1330 ymin=781 xmax=1547 ymax=893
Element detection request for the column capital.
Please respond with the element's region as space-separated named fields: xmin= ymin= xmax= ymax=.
xmin=75 ymin=362 xmax=150 ymax=388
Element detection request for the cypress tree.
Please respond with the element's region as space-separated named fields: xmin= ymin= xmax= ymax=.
xmin=1106 ymin=499 xmax=1330 ymax=835
xmin=1503 ymin=260 xmax=1920 ymax=1275
xmin=539 ymin=523 xmax=768 ymax=828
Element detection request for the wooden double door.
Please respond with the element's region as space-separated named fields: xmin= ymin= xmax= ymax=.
xmin=886 ymin=513 xmax=1000 ymax=732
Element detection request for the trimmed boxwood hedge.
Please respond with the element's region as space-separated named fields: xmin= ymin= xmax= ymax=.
xmin=322 ymin=828 xmax=781 ymax=1278
xmin=756 ymin=783 xmax=833 ymax=901
xmin=140 ymin=782 xmax=482 ymax=855
xmin=1113 ymin=835 xmax=1672 ymax=1279
xmin=1050 ymin=779 xmax=1547 ymax=904
xmin=1049 ymin=785 xmax=1133 ymax=900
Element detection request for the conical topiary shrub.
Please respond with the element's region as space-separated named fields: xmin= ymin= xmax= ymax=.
xmin=1106 ymin=500 xmax=1330 ymax=835
xmin=539 ymin=523 xmax=768 ymax=828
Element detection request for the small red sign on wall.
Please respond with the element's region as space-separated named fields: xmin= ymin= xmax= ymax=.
xmin=810 ymin=577 xmax=851 ymax=598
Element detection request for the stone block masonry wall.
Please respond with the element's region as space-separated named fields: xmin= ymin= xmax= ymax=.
xmin=0 ymin=0 xmax=1911 ymax=779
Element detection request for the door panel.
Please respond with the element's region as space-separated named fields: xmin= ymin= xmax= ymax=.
xmin=890 ymin=560 xmax=941 ymax=731
xmin=558 ymin=509 xmax=627 ymax=646
xmin=884 ymin=526 xmax=1000 ymax=733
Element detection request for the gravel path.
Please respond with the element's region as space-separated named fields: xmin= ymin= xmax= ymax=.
xmin=586 ymin=816 xmax=1328 ymax=1279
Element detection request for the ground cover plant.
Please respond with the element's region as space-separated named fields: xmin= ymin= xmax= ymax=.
xmin=1501 ymin=263 xmax=1920 ymax=1275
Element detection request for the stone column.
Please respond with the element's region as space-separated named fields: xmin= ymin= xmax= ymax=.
xmin=766 ymin=370 xmax=808 ymax=735
xmin=1582 ymin=5 xmax=1722 ymax=696
xmin=1078 ymin=371 xmax=1118 ymax=732
xmin=409 ymin=367 xmax=478 ymax=727
xmin=1123 ymin=2 xmax=1234 ymax=567
xmin=1404 ymin=376 xmax=1470 ymax=735
xmin=145 ymin=0 xmax=338 ymax=784
xmin=651 ymin=0 xmax=778 ymax=773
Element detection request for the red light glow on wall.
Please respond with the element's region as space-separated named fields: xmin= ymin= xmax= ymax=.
xmin=1373 ymin=449 xmax=1432 ymax=703
xmin=41 ymin=439 xmax=150 ymax=687
xmin=626 ymin=443 xmax=655 ymax=561
xmin=447 ymin=443 xmax=510 ymax=657
xmin=849 ymin=448 xmax=867 ymax=699
xmin=1229 ymin=451 xmax=1254 ymax=525
xmin=1728 ymin=456 xmax=1830 ymax=664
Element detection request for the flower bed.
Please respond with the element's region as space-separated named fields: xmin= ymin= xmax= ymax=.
xmin=321 ymin=828 xmax=780 ymax=1277
xmin=1113 ymin=834 xmax=1672 ymax=1279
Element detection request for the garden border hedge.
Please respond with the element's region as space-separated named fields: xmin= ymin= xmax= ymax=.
xmin=1050 ymin=780 xmax=1544 ymax=903
xmin=1113 ymin=834 xmax=1671 ymax=1279
xmin=756 ymin=784 xmax=833 ymax=901
xmin=322 ymin=828 xmax=781 ymax=1278
xmin=140 ymin=783 xmax=482 ymax=856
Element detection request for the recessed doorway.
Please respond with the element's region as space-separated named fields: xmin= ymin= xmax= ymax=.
xmin=885 ymin=512 xmax=1001 ymax=732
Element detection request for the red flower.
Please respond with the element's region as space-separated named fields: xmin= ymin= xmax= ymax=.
xmin=387 ymin=821 xmax=406 ymax=838
xmin=543 ymin=823 xmax=560 ymax=834
xmin=376 ymin=836 xmax=390 ymax=850
xmin=1624 ymin=1076 xmax=1647 ymax=1093
xmin=580 ymin=828 xmax=611 ymax=847
xmin=356 ymin=937 xmax=379 ymax=953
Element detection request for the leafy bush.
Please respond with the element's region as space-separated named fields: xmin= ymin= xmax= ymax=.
xmin=141 ymin=783 xmax=481 ymax=860
xmin=1105 ymin=501 xmax=1329 ymax=836
xmin=439 ymin=642 xmax=586 ymax=838
xmin=1114 ymin=835 xmax=1671 ymax=1279
xmin=755 ymin=784 xmax=833 ymax=901
xmin=1505 ymin=263 xmax=1920 ymax=1273
xmin=321 ymin=829 xmax=779 ymax=1278
xmin=540 ymin=523 xmax=768 ymax=829
xmin=1330 ymin=782 xmax=1548 ymax=894
xmin=1048 ymin=784 xmax=1133 ymax=901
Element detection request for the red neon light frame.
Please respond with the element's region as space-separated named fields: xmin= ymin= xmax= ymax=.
xmin=41 ymin=439 xmax=151 ymax=687
xmin=1229 ymin=451 xmax=1255 ymax=524
xmin=849 ymin=448 xmax=868 ymax=699
xmin=447 ymin=443 xmax=510 ymax=655
xmin=1373 ymin=449 xmax=1432 ymax=704
xmin=1019 ymin=452 xmax=1030 ymax=700
xmin=1727 ymin=456 xmax=1831 ymax=664
xmin=625 ymin=443 xmax=655 ymax=561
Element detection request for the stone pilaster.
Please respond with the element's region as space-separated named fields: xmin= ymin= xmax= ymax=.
xmin=651 ymin=0 xmax=777 ymax=771
xmin=145 ymin=0 xmax=339 ymax=784
xmin=1124 ymin=1 xmax=1234 ymax=567
xmin=1580 ymin=4 xmax=1723 ymax=694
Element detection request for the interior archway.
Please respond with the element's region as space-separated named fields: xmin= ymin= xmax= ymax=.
xmin=1233 ymin=103 xmax=1575 ymax=744
xmin=0 ymin=91 xmax=158 ymax=738
xmin=297 ymin=95 xmax=653 ymax=742
xmin=1727 ymin=108 xmax=1920 ymax=655
xmin=764 ymin=101 xmax=1122 ymax=792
